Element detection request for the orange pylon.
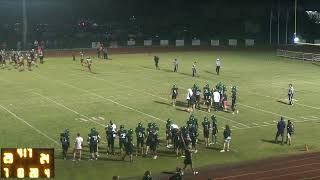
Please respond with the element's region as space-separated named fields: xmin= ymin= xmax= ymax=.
xmin=304 ymin=144 xmax=309 ymax=152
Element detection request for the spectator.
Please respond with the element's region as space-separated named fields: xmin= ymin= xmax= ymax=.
xmin=275 ymin=117 xmax=286 ymax=144
xmin=286 ymin=120 xmax=294 ymax=145
xmin=220 ymin=125 xmax=231 ymax=152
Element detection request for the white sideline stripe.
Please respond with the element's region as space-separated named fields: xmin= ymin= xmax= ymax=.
xmin=263 ymin=122 xmax=273 ymax=125
xmin=311 ymin=116 xmax=319 ymax=119
xmin=0 ymin=104 xmax=60 ymax=146
xmin=252 ymin=123 xmax=259 ymax=126
xmin=238 ymin=103 xmax=297 ymax=121
xmin=33 ymin=92 xmax=105 ymax=127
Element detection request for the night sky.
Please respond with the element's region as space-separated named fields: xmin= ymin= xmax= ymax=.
xmin=0 ymin=0 xmax=319 ymax=24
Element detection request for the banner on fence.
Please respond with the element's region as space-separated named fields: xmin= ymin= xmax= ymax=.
xmin=160 ymin=40 xmax=169 ymax=46
xmin=144 ymin=40 xmax=152 ymax=46
xmin=192 ymin=39 xmax=200 ymax=46
xmin=127 ymin=40 xmax=135 ymax=46
xmin=228 ymin=39 xmax=237 ymax=46
xmin=175 ymin=40 xmax=184 ymax=46
xmin=245 ymin=39 xmax=255 ymax=46
xmin=210 ymin=40 xmax=220 ymax=46
xmin=110 ymin=41 xmax=118 ymax=48
xmin=91 ymin=42 xmax=100 ymax=49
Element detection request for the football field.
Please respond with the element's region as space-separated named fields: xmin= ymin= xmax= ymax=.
xmin=1 ymin=49 xmax=320 ymax=179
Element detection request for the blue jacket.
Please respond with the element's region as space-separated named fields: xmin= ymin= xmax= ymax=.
xmin=277 ymin=120 xmax=286 ymax=133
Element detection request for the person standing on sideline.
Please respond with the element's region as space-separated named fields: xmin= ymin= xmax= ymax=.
xmin=192 ymin=61 xmax=197 ymax=77
xmin=231 ymin=86 xmax=238 ymax=114
xmin=213 ymin=90 xmax=220 ymax=111
xmin=220 ymin=125 xmax=231 ymax=152
xmin=211 ymin=115 xmax=218 ymax=145
xmin=60 ymin=129 xmax=70 ymax=160
xmin=103 ymin=47 xmax=108 ymax=60
xmin=173 ymin=58 xmax=179 ymax=72
xmin=286 ymin=120 xmax=294 ymax=145
xmin=186 ymin=88 xmax=193 ymax=111
xmin=216 ymin=58 xmax=221 ymax=75
xmin=73 ymin=133 xmax=83 ymax=161
xmin=171 ymin=84 xmax=179 ymax=107
xmin=154 ymin=56 xmax=160 ymax=70
xmin=288 ymin=84 xmax=294 ymax=105
xmin=275 ymin=117 xmax=286 ymax=144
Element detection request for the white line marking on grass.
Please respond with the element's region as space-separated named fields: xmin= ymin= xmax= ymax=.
xmin=31 ymin=72 xmax=167 ymax=125
xmin=238 ymin=103 xmax=297 ymax=120
xmin=232 ymin=125 xmax=240 ymax=129
xmin=33 ymin=92 xmax=105 ymax=127
xmin=311 ymin=116 xmax=319 ymax=119
xmin=247 ymin=91 xmax=320 ymax=110
xmin=252 ymin=123 xmax=259 ymax=126
xmin=0 ymin=104 xmax=60 ymax=146
xmin=55 ymin=81 xmax=166 ymax=124
xmin=263 ymin=122 xmax=273 ymax=125
xmin=91 ymin=117 xmax=98 ymax=121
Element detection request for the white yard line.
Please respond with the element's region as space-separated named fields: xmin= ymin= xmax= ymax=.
xmin=33 ymin=92 xmax=105 ymax=127
xmin=238 ymin=103 xmax=298 ymax=121
xmin=247 ymin=91 xmax=320 ymax=110
xmin=31 ymin=71 xmax=166 ymax=124
xmin=0 ymin=104 xmax=60 ymax=146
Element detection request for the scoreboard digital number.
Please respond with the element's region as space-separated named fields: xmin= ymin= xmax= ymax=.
xmin=1 ymin=148 xmax=54 ymax=178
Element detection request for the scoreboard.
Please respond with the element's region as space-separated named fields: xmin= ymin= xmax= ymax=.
xmin=1 ymin=148 xmax=54 ymax=178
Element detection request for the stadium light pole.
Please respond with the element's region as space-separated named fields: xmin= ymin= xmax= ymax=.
xmin=294 ymin=0 xmax=297 ymax=37
xmin=22 ymin=0 xmax=28 ymax=49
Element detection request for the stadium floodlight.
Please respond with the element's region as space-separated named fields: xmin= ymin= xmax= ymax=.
xmin=293 ymin=34 xmax=299 ymax=43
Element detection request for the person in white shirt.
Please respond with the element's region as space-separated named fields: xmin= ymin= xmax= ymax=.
xmin=73 ymin=133 xmax=83 ymax=161
xmin=213 ymin=90 xmax=220 ymax=111
xmin=216 ymin=58 xmax=221 ymax=75
xmin=186 ymin=88 xmax=193 ymax=110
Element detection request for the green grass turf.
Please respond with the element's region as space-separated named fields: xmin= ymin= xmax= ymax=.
xmin=0 ymin=50 xmax=320 ymax=179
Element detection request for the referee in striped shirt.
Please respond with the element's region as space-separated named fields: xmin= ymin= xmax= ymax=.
xmin=288 ymin=84 xmax=294 ymax=105
xmin=216 ymin=58 xmax=221 ymax=75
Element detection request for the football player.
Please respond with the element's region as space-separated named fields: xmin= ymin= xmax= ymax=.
xmin=165 ymin=119 xmax=172 ymax=148
xmin=80 ymin=51 xmax=84 ymax=66
xmin=60 ymin=129 xmax=70 ymax=160
xmin=85 ymin=56 xmax=92 ymax=72
xmin=202 ymin=117 xmax=210 ymax=147
xmin=171 ymin=84 xmax=178 ymax=107
xmin=106 ymin=124 xmax=115 ymax=155
xmin=118 ymin=125 xmax=127 ymax=154
xmin=211 ymin=115 xmax=218 ymax=145
xmin=122 ymin=129 xmax=134 ymax=162
xmin=87 ymin=128 xmax=100 ymax=160
xmin=135 ymin=122 xmax=145 ymax=156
